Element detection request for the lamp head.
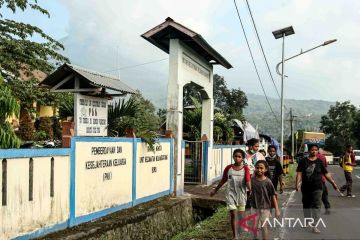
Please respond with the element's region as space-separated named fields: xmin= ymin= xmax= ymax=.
xmin=272 ymin=26 xmax=295 ymax=39
xmin=323 ymin=39 xmax=337 ymax=46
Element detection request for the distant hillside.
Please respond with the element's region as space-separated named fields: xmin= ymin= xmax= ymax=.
xmin=244 ymin=94 xmax=335 ymax=141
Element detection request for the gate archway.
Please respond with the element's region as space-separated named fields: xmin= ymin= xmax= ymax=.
xmin=142 ymin=17 xmax=232 ymax=195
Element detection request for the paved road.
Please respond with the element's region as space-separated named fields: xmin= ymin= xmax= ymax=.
xmin=281 ymin=165 xmax=360 ymax=240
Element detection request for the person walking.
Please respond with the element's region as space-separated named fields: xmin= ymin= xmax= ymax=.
xmin=339 ymin=144 xmax=357 ymax=197
xmin=244 ymin=138 xmax=265 ymax=213
xmin=265 ymin=145 xmax=284 ymax=194
xmin=317 ymin=152 xmax=331 ymax=214
xmin=245 ymin=138 xmax=266 ymax=176
xmin=296 ymin=144 xmax=339 ymax=233
xmin=210 ymin=149 xmax=251 ymax=240
xmin=251 ymin=160 xmax=280 ymax=240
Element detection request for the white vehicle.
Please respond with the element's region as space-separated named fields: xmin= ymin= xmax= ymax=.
xmin=353 ymin=150 xmax=360 ymax=165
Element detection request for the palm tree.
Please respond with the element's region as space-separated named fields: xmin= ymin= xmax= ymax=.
xmin=107 ymin=98 xmax=138 ymax=137
xmin=108 ymin=95 xmax=159 ymax=150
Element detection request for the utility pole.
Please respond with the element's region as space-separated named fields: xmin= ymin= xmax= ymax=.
xmin=289 ymin=108 xmax=297 ymax=158
xmin=295 ymin=130 xmax=298 ymax=156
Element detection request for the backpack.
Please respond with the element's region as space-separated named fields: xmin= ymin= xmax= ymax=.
xmin=338 ymin=156 xmax=343 ymax=167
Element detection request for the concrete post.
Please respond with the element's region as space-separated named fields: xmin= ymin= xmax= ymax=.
xmin=166 ymin=39 xmax=185 ymax=196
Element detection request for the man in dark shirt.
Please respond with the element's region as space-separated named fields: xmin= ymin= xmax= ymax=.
xmin=265 ymin=145 xmax=284 ymax=193
xmin=296 ymin=144 xmax=339 ymax=233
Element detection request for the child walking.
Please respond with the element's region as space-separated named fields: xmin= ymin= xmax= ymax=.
xmin=251 ymin=160 xmax=280 ymax=240
xmin=244 ymin=138 xmax=266 ymax=220
xmin=265 ymin=145 xmax=284 ymax=194
xmin=210 ymin=149 xmax=251 ymax=240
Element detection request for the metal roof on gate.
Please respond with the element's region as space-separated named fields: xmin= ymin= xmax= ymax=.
xmin=142 ymin=17 xmax=232 ymax=69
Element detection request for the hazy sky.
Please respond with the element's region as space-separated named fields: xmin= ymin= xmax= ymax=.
xmin=4 ymin=0 xmax=360 ymax=107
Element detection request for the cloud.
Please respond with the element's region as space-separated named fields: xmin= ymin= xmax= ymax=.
xmin=59 ymin=0 xmax=230 ymax=107
xmin=58 ymin=0 xmax=360 ymax=107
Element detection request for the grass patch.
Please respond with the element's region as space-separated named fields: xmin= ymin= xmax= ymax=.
xmin=171 ymin=206 xmax=252 ymax=240
xmin=284 ymin=163 xmax=297 ymax=190
xmin=171 ymin=206 xmax=230 ymax=240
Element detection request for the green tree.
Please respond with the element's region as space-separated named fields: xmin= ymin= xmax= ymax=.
xmin=213 ymin=74 xmax=248 ymax=118
xmin=0 ymin=74 xmax=21 ymax=148
xmin=320 ymin=101 xmax=359 ymax=155
xmin=213 ymin=112 xmax=234 ymax=144
xmin=182 ymin=74 xmax=247 ymax=142
xmin=108 ymin=91 xmax=160 ymax=150
xmin=225 ymin=88 xmax=248 ymax=120
xmin=0 ymin=0 xmax=68 ymax=79
xmin=108 ymin=98 xmax=138 ymax=137
xmin=58 ymin=93 xmax=74 ymax=119
xmin=17 ymin=110 xmax=34 ymax=141
xmin=8 ymin=78 xmax=43 ymax=112
xmin=183 ymin=97 xmax=202 ymax=140
xmin=183 ymin=84 xmax=201 ymax=107
xmin=213 ymin=74 xmax=228 ymax=110
xmin=38 ymin=117 xmax=53 ymax=139
xmin=8 ymin=78 xmax=48 ymax=141
xmin=1 ymin=0 xmax=69 ymax=144
xmin=183 ymin=74 xmax=248 ymax=117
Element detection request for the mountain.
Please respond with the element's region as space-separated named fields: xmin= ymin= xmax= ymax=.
xmin=244 ymin=94 xmax=335 ymax=141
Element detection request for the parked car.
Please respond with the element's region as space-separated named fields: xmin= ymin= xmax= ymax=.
xmin=353 ymin=150 xmax=360 ymax=165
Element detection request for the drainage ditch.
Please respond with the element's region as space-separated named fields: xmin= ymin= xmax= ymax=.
xmin=36 ymin=196 xmax=225 ymax=240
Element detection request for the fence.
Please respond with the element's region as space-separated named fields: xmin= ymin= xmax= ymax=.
xmin=183 ymin=141 xmax=203 ymax=184
xmin=0 ymin=137 xmax=173 ymax=240
xmin=181 ymin=142 xmax=246 ymax=186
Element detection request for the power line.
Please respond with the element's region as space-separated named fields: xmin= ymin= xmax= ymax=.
xmin=244 ymin=0 xmax=289 ymax=113
xmin=103 ymin=58 xmax=168 ymax=73
xmin=244 ymin=0 xmax=280 ymax=99
xmin=233 ymin=0 xmax=279 ymax=123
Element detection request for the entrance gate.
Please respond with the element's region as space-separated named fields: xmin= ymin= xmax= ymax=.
xmin=184 ymin=141 xmax=203 ymax=184
xmin=142 ymin=17 xmax=232 ymax=194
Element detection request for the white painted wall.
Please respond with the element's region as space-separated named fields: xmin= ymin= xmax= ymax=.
xmin=1 ymin=156 xmax=70 ymax=240
xmin=223 ymin=148 xmax=232 ymax=171
xmin=1 ymin=139 xmax=174 ymax=239
xmin=136 ymin=142 xmax=171 ymax=199
xmin=209 ymin=148 xmax=222 ymax=182
xmin=74 ymin=142 xmax=133 ymax=217
xmin=207 ymin=146 xmax=247 ymax=184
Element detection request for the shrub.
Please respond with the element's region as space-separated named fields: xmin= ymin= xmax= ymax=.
xmin=18 ymin=111 xmax=35 ymax=141
xmin=38 ymin=117 xmax=53 ymax=140
xmin=35 ymin=131 xmax=47 ymax=141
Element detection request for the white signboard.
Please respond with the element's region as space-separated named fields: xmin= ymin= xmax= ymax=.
xmin=75 ymin=94 xmax=108 ymax=136
xmin=136 ymin=142 xmax=171 ymax=199
xmin=75 ymin=141 xmax=133 ymax=217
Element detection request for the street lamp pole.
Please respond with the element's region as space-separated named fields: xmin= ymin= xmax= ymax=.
xmin=280 ymin=33 xmax=285 ymax=165
xmin=272 ymin=26 xmax=295 ymax=165
xmin=273 ymin=25 xmax=337 ymax=166
xmin=275 ymin=38 xmax=337 ymax=162
xmin=276 ymin=39 xmax=337 ymax=75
